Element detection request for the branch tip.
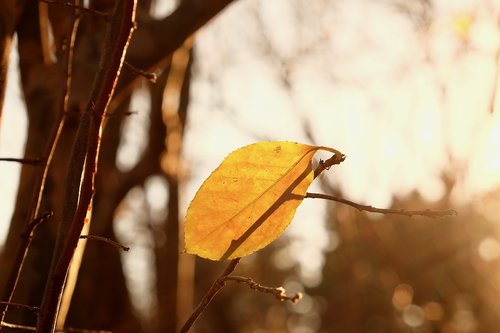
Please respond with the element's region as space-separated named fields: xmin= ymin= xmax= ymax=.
xmin=124 ymin=61 xmax=157 ymax=83
xmin=0 ymin=157 xmax=41 ymax=166
xmin=223 ymin=276 xmax=302 ymax=304
xmin=79 ymin=235 xmax=130 ymax=251
xmin=0 ymin=301 xmax=39 ymax=313
xmin=314 ymin=152 xmax=345 ymax=178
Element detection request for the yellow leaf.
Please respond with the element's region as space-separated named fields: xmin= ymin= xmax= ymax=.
xmin=184 ymin=141 xmax=340 ymax=261
xmin=453 ymin=12 xmax=472 ymax=39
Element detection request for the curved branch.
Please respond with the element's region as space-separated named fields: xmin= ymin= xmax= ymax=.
xmin=305 ymin=192 xmax=457 ymax=217
xmin=222 ymin=276 xmax=302 ymax=303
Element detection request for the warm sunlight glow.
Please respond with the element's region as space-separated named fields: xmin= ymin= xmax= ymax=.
xmin=478 ymin=237 xmax=500 ymax=262
xmin=2 ymin=1 xmax=500 ymax=332
xmin=392 ymin=284 xmax=414 ymax=311
xmin=0 ymin=37 xmax=26 ymax=246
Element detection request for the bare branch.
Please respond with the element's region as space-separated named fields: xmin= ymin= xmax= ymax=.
xmin=1 ymin=2 xmax=80 ymax=322
xmin=0 ymin=211 xmax=52 ymax=318
xmin=0 ymin=157 xmax=41 ymax=165
xmin=79 ymin=235 xmax=130 ymax=252
xmin=21 ymin=211 xmax=54 ymax=239
xmin=37 ymin=0 xmax=137 ymax=331
xmin=0 ymin=301 xmax=39 ymax=313
xmin=180 ymin=258 xmax=240 ymax=333
xmin=222 ymin=276 xmax=302 ymax=303
xmin=124 ymin=61 xmax=157 ymax=83
xmin=110 ymin=0 xmax=238 ymax=112
xmin=305 ymin=192 xmax=457 ymax=217
xmin=1 ymin=321 xmax=36 ymax=331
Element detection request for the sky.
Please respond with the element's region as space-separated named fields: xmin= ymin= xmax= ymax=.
xmin=2 ymin=0 xmax=500 ymax=316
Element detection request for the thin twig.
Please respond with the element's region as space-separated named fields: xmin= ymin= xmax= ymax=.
xmin=180 ymin=258 xmax=240 ymax=333
xmin=0 ymin=321 xmax=112 ymax=333
xmin=21 ymin=211 xmax=54 ymax=239
xmin=305 ymin=192 xmax=457 ymax=217
xmin=0 ymin=3 xmax=80 ymax=323
xmin=0 ymin=211 xmax=52 ymax=319
xmin=37 ymin=0 xmax=109 ymax=19
xmin=0 ymin=301 xmax=39 ymax=313
xmin=124 ymin=61 xmax=157 ymax=83
xmin=1 ymin=321 xmax=36 ymax=331
xmin=0 ymin=157 xmax=41 ymax=165
xmin=79 ymin=235 xmax=130 ymax=251
xmin=222 ymin=276 xmax=302 ymax=303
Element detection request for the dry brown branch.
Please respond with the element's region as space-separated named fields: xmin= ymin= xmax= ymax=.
xmin=0 ymin=157 xmax=41 ymax=165
xmin=123 ymin=61 xmax=157 ymax=83
xmin=0 ymin=301 xmax=39 ymax=313
xmin=79 ymin=235 xmax=130 ymax=252
xmin=305 ymin=192 xmax=457 ymax=217
xmin=0 ymin=321 xmax=36 ymax=331
xmin=0 ymin=5 xmax=80 ymax=324
xmin=0 ymin=211 xmax=52 ymax=320
xmin=21 ymin=212 xmax=54 ymax=240
xmin=110 ymin=0 xmax=237 ymax=112
xmin=180 ymin=258 xmax=241 ymax=333
xmin=36 ymin=1 xmax=137 ymax=331
xmin=222 ymin=276 xmax=302 ymax=303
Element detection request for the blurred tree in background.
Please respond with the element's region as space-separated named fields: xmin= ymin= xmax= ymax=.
xmin=1 ymin=0 xmax=500 ymax=333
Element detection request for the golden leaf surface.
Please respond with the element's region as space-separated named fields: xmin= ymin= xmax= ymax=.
xmin=184 ymin=141 xmax=339 ymax=261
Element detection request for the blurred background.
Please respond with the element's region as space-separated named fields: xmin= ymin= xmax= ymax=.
xmin=1 ymin=0 xmax=500 ymax=332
